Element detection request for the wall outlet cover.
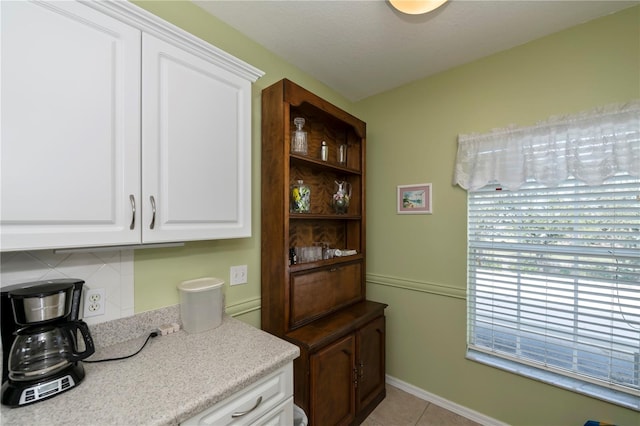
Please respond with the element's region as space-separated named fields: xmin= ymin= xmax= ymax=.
xmin=230 ymin=265 xmax=248 ymax=285
xmin=83 ymin=288 xmax=106 ymax=317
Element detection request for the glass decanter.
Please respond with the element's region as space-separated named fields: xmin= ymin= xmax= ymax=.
xmin=291 ymin=117 xmax=308 ymax=155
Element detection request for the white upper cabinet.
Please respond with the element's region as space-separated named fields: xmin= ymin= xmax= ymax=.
xmin=1 ymin=1 xmax=142 ymax=250
xmin=141 ymin=33 xmax=252 ymax=243
xmin=1 ymin=1 xmax=263 ymax=251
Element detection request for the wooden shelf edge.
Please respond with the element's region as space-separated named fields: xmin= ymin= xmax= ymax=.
xmin=289 ymin=254 xmax=363 ymax=272
xmin=290 ymin=154 xmax=362 ymax=175
xmin=289 ymin=213 xmax=362 ymax=220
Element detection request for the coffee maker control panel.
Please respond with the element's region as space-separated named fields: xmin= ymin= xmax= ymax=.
xmin=18 ymin=375 xmax=75 ymax=405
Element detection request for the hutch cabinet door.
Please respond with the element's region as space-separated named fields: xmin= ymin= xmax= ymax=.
xmin=141 ymin=33 xmax=253 ymax=243
xmin=356 ymin=316 xmax=386 ymax=413
xmin=1 ymin=0 xmax=141 ymax=251
xmin=309 ymin=334 xmax=356 ymax=426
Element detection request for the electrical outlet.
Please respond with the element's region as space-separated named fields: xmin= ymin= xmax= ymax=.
xmin=83 ymin=288 xmax=106 ymax=317
xmin=230 ymin=265 xmax=248 ymax=286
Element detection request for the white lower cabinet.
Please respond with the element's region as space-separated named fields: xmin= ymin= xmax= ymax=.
xmin=0 ymin=0 xmax=262 ymax=252
xmin=181 ymin=364 xmax=293 ymax=426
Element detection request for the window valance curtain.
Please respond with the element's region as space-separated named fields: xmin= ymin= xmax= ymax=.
xmin=453 ymin=101 xmax=640 ymax=191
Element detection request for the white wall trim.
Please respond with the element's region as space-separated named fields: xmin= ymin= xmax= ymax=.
xmin=385 ymin=374 xmax=509 ymax=426
xmin=367 ymin=273 xmax=466 ymax=300
xmin=225 ymin=296 xmax=261 ymax=317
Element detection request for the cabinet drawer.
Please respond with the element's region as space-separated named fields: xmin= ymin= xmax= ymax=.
xmin=290 ymin=261 xmax=363 ymax=327
xmin=181 ymin=363 xmax=293 ymax=425
xmin=249 ymin=397 xmax=293 ymax=426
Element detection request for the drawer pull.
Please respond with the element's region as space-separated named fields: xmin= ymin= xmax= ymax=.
xmin=231 ymin=396 xmax=263 ymax=418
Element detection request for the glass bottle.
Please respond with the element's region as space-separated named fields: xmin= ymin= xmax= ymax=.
xmin=290 ymin=180 xmax=311 ymax=213
xmin=291 ymin=117 xmax=308 ymax=155
xmin=338 ymin=144 xmax=347 ymax=165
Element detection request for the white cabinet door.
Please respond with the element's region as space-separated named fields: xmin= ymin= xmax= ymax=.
xmin=141 ymin=33 xmax=252 ymax=242
xmin=1 ymin=1 xmax=141 ymax=251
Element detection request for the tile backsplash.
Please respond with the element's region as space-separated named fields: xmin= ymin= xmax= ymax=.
xmin=0 ymin=249 xmax=134 ymax=325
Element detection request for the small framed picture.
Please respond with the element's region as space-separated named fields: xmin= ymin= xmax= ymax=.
xmin=397 ymin=183 xmax=432 ymax=214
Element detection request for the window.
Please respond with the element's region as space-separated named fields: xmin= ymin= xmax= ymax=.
xmin=454 ymin=101 xmax=640 ymax=409
xmin=467 ymin=176 xmax=640 ymax=407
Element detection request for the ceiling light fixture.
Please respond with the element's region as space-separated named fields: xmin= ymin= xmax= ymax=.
xmin=389 ymin=0 xmax=448 ymax=15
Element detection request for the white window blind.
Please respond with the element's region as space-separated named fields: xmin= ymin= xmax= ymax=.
xmin=457 ymin=101 xmax=640 ymax=408
xmin=467 ymin=176 xmax=640 ymax=405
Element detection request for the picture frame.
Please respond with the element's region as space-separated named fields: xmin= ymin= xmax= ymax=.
xmin=397 ymin=183 xmax=432 ymax=214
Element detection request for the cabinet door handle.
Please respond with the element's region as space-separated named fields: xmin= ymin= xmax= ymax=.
xmin=231 ymin=396 xmax=263 ymax=418
xmin=149 ymin=195 xmax=156 ymax=229
xmin=129 ymin=195 xmax=136 ymax=230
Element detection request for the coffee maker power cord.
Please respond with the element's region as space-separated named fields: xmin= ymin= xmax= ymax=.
xmin=83 ymin=331 xmax=158 ymax=363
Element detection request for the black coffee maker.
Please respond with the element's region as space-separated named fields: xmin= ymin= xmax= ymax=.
xmin=1 ymin=279 xmax=95 ymax=407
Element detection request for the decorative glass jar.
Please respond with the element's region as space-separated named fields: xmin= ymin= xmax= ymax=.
xmin=290 ymin=180 xmax=311 ymax=213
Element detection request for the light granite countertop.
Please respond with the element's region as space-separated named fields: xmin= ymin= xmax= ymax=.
xmin=1 ymin=312 xmax=299 ymax=425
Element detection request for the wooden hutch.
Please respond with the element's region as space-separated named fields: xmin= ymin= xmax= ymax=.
xmin=261 ymin=79 xmax=387 ymax=425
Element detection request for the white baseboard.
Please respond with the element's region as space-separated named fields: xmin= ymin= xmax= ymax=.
xmin=385 ymin=375 xmax=510 ymax=426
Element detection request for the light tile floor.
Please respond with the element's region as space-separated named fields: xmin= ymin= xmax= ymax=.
xmin=362 ymin=384 xmax=482 ymax=426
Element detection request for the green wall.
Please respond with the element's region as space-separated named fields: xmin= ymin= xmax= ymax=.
xmin=358 ymin=5 xmax=639 ymax=426
xmin=132 ymin=2 xmax=639 ymax=424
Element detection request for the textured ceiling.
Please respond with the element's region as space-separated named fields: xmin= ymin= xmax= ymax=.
xmin=195 ymin=0 xmax=638 ymax=101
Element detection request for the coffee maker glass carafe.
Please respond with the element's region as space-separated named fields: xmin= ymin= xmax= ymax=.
xmin=9 ymin=321 xmax=94 ymax=382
